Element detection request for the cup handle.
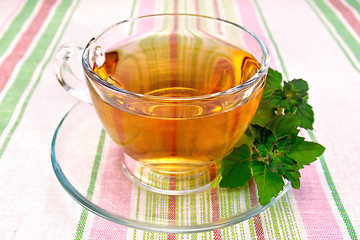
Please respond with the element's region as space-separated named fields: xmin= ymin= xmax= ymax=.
xmin=53 ymin=42 xmax=91 ymax=103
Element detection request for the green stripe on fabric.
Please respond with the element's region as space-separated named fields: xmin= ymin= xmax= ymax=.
xmin=0 ymin=0 xmax=79 ymax=160
xmin=159 ymin=169 xmax=169 ymax=240
xmin=261 ymin=202 xmax=273 ymax=238
xmin=252 ymin=1 xmax=307 ymax=238
xmin=141 ymin=2 xmax=173 ymax=239
xmin=307 ymin=130 xmax=358 ymax=240
xmin=128 ymin=0 xmax=138 ymax=36
xmin=244 ymin=183 xmax=256 ymax=240
xmin=219 ymin=189 xmax=229 ymax=240
xmin=253 ymin=0 xmax=289 ymax=80
xmin=246 ymin=1 xmax=302 ymax=237
xmin=236 ymin=187 xmax=246 ymax=239
xmin=217 ymin=1 xmax=257 ymax=237
xmin=74 ymin=0 xmax=138 ymax=239
xmin=0 ymin=0 xmax=72 ymax=135
xmin=218 ymin=189 xmax=225 ymax=238
xmin=284 ymin=194 xmax=301 ymax=238
xmin=143 ymin=1 xmax=172 ymax=239
xmin=274 ymin=202 xmax=288 ymax=238
xmin=275 ymin=198 xmax=290 ymax=238
xmin=84 ymin=130 xmax=105 ymax=198
xmin=305 ymin=0 xmax=360 ymax=74
xmin=268 ymin=205 xmax=281 ymax=238
xmin=345 ymin=0 xmax=360 ymax=16
xmin=287 ymin=193 xmax=301 ymax=236
xmin=229 ymin=193 xmax=238 ymax=239
xmin=276 ymin=194 xmax=301 ymax=239
xmin=253 ymin=0 xmax=358 ymax=238
xmin=0 ymin=0 xmax=39 ymax=57
xmin=131 ymin=185 xmax=142 ymax=240
xmin=235 ymin=190 xmax=246 ymax=239
xmin=225 ymin=191 xmax=237 ymax=239
xmin=195 ymin=0 xmax=225 ymax=237
xmin=312 ymin=0 xmax=360 ymax=62
xmin=190 ymin=179 xmax=197 ymax=240
xmin=144 ymin=173 xmax=153 ymax=240
xmin=180 ymin=1 xmax=199 ymax=237
xmin=74 ymin=129 xmax=106 ymax=240
xmin=263 ymin=208 xmax=275 ymax=239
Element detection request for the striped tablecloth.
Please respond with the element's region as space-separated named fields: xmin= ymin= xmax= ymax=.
xmin=1 ymin=0 xmax=359 ymax=239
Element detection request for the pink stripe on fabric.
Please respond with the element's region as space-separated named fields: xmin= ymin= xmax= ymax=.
xmin=249 ymin=179 xmax=265 ymax=240
xmin=0 ymin=0 xmax=57 ymax=92
xmin=168 ymin=176 xmax=177 ymax=226
xmin=290 ymin=130 xmax=343 ymax=239
xmin=167 ymin=2 xmax=177 ymax=240
xmin=233 ymin=1 xmax=269 ymax=238
xmin=167 ymin=232 xmax=176 ymax=240
xmin=89 ymin=1 xmax=157 ymax=238
xmin=235 ymin=0 xmax=276 ymax=69
xmin=137 ymin=0 xmax=156 ymax=16
xmin=136 ymin=0 xmax=156 ymax=33
xmin=211 ymin=2 xmax=222 ymax=238
xmin=88 ymin=142 xmax=131 ymax=240
xmin=106 ymin=0 xmax=156 ymax=51
xmin=237 ymin=1 xmax=343 ymax=238
xmin=211 ymin=188 xmax=222 ymax=240
xmin=166 ymin=181 xmax=175 ymax=238
xmin=213 ymin=0 xmax=223 ymax=35
xmin=0 ymin=0 xmax=27 ymax=35
xmin=329 ymin=0 xmax=360 ymax=38
xmin=294 ymin=164 xmax=343 ymax=239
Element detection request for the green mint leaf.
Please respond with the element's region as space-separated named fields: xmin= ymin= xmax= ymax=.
xmin=287 ymin=138 xmax=325 ymax=168
xmin=255 ymin=143 xmax=269 ymax=159
xmin=252 ymin=124 xmax=291 ymax=157
xmin=283 ymin=81 xmax=292 ymax=96
xmin=277 ymin=156 xmax=301 ymax=189
xmin=267 ymin=76 xmax=313 ymax=131
xmin=268 ymin=113 xmax=299 ymax=140
xmin=217 ymin=68 xmax=325 ymax=207
xmin=262 ymin=68 xmax=283 ymax=100
xmin=268 ymin=136 xmax=291 ymax=172
xmin=296 ymin=102 xmax=314 ymax=129
xmin=272 ymin=135 xmax=291 ymax=153
xmin=268 ymin=90 xmax=289 ymax=109
xmin=251 ymin=100 xmax=276 ymax=127
xmin=284 ymin=79 xmax=309 ymax=100
xmin=219 ymin=145 xmax=252 ymax=188
xmin=220 ymin=144 xmax=251 ymax=176
xmin=251 ymin=124 xmax=273 ymax=146
xmin=267 ymin=68 xmax=283 ymax=85
xmin=254 ymin=133 xmax=291 ymax=173
xmin=289 ymin=79 xmax=309 ymax=97
xmin=251 ymin=160 xmax=285 ymax=206
xmin=269 ymin=156 xmax=283 ymax=172
xmin=235 ymin=127 xmax=254 ymax=148
xmin=251 ymin=125 xmax=278 ymax=156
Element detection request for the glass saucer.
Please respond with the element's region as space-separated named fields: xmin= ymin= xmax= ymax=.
xmin=51 ymin=101 xmax=290 ymax=234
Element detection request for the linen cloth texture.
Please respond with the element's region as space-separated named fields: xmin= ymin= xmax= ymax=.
xmin=0 ymin=0 xmax=359 ymax=239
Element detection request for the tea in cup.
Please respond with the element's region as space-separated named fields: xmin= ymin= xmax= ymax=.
xmin=54 ymin=14 xmax=269 ymax=194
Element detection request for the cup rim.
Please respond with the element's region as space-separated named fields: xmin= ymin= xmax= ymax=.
xmin=82 ymin=13 xmax=270 ymax=102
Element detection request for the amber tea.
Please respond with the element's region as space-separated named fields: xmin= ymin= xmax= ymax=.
xmin=54 ymin=14 xmax=269 ymax=193
xmin=89 ymin=34 xmax=263 ymax=175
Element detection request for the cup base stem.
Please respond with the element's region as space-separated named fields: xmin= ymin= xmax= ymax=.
xmin=122 ymin=153 xmax=218 ymax=195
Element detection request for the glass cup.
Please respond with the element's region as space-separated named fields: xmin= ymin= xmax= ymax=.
xmin=54 ymin=14 xmax=269 ymax=195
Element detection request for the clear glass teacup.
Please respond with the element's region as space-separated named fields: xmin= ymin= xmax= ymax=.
xmin=54 ymin=14 xmax=269 ymax=195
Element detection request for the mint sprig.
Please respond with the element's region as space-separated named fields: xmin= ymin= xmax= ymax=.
xmin=219 ymin=68 xmax=325 ymax=206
